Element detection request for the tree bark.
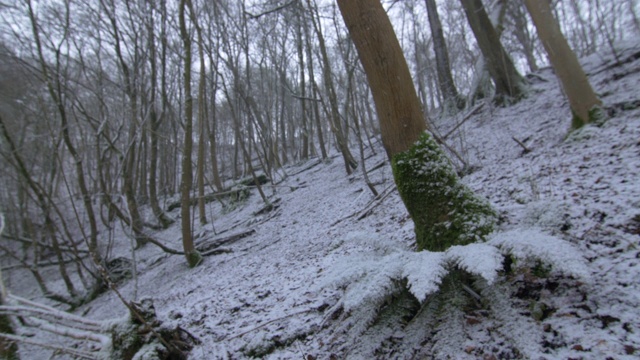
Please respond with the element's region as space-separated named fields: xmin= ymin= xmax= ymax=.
xmin=524 ymin=0 xmax=603 ymax=129
xmin=179 ymin=0 xmax=202 ymax=268
xmin=337 ymin=0 xmax=495 ymax=252
xmin=307 ymin=0 xmax=357 ymax=173
xmin=27 ymin=0 xmax=100 ymax=263
xmin=425 ymin=0 xmax=465 ymax=112
xmin=336 ymin=0 xmax=426 ymax=157
xmin=147 ymin=0 xmax=174 ymax=228
xmin=460 ymin=0 xmax=526 ymax=104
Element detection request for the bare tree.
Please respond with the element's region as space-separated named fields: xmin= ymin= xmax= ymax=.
xmin=307 ymin=0 xmax=358 ymax=174
xmin=460 ymin=0 xmax=526 ymax=104
xmin=524 ymin=0 xmax=603 ymax=129
xmin=425 ymin=0 xmax=465 ymax=112
xmin=0 ymin=209 xmax=19 ymax=360
xmin=146 ymin=0 xmax=174 ymax=228
xmin=505 ymin=1 xmax=539 ymax=73
xmin=26 ymin=0 xmax=101 ymax=263
xmin=178 ymin=0 xmax=202 ymax=268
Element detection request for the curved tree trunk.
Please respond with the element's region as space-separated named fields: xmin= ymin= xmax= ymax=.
xmin=337 ymin=0 xmax=496 ymax=252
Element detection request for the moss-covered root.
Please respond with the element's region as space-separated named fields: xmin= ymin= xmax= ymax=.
xmin=391 ymin=133 xmax=496 ymax=252
xmin=571 ymin=104 xmax=608 ymax=130
xmin=186 ymin=250 xmax=203 ymax=268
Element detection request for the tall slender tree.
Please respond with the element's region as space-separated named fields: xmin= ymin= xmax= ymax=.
xmin=0 ymin=214 xmax=20 ymax=360
xmin=524 ymin=0 xmax=603 ymax=129
xmin=307 ymin=0 xmax=358 ymax=174
xmin=179 ymin=0 xmax=202 ymax=268
xmin=146 ymin=0 xmax=174 ymax=228
xmin=460 ymin=0 xmax=526 ymax=104
xmin=425 ymin=0 xmax=465 ymax=112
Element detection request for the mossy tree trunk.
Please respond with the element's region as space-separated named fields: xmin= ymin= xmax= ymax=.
xmin=337 ymin=0 xmax=496 ymax=252
xmin=524 ymin=0 xmax=603 ymax=129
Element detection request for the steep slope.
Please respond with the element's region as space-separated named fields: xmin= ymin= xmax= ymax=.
xmin=4 ymin=42 xmax=640 ymax=359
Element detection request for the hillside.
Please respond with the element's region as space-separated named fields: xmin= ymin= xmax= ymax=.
xmin=4 ymin=42 xmax=640 ymax=359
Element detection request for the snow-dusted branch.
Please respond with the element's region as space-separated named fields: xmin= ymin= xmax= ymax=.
xmin=0 ymin=332 xmax=98 ymax=359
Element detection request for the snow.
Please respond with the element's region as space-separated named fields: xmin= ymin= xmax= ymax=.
xmin=3 ymin=41 xmax=640 ymax=359
xmin=489 ymin=228 xmax=591 ymax=280
xmin=445 ymin=243 xmax=502 ymax=284
xmin=403 ymin=251 xmax=447 ymax=302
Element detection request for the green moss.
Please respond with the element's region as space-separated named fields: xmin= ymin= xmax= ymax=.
xmin=571 ymin=105 xmax=608 ymax=130
xmin=108 ymin=320 xmax=142 ymax=360
xmin=391 ymin=133 xmax=496 ymax=252
xmin=532 ymin=261 xmax=552 ymax=278
xmin=0 ymin=314 xmax=19 ymax=360
xmin=186 ymin=250 xmax=202 ymax=268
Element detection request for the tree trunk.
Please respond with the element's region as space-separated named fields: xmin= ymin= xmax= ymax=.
xmin=0 ymin=216 xmax=19 ymax=360
xmin=460 ymin=0 xmax=526 ymax=104
xmin=507 ymin=2 xmax=539 ymax=73
xmin=27 ymin=0 xmax=100 ymax=263
xmin=337 ymin=0 xmax=496 ymax=252
xmin=307 ymin=0 xmax=357 ymax=174
xmin=296 ymin=4 xmax=310 ymax=160
xmin=147 ymin=0 xmax=174 ymax=228
xmin=524 ymin=0 xmax=603 ymax=129
xmin=302 ymin=14 xmax=328 ymax=160
xmin=189 ymin=0 xmax=208 ymax=226
xmin=425 ymin=0 xmax=465 ymax=112
xmin=179 ymin=0 xmax=202 ymax=268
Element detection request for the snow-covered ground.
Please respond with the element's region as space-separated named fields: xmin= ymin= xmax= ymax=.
xmin=3 ymin=42 xmax=640 ymax=359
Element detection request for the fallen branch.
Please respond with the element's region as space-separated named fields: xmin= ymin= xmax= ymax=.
xmin=512 ymin=136 xmax=531 ymax=154
xmin=201 ymin=247 xmax=233 ymax=257
xmin=442 ymin=103 xmax=485 ymax=140
xmin=331 ymin=184 xmax=397 ymax=226
xmin=1 ymin=255 xmax=91 ymax=271
xmin=196 ymin=229 xmax=256 ymax=253
xmin=357 ymin=185 xmax=397 ymax=221
xmin=227 ymin=308 xmax=315 ymax=340
xmin=0 ymin=333 xmax=96 ymax=360
xmin=143 ymin=236 xmax=184 ymax=255
xmin=1 ymin=234 xmax=89 ymax=254
xmin=367 ymin=160 xmax=387 ymax=173
xmin=288 ymin=159 xmax=323 ymax=177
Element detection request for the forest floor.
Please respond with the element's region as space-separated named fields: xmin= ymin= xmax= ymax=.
xmin=3 ymin=42 xmax=640 ymax=359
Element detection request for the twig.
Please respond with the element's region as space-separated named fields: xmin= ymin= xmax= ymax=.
xmin=442 ymin=103 xmax=485 ymax=140
xmin=245 ymin=1 xmax=296 ymax=19
xmin=0 ymin=333 xmax=98 ymax=359
xmin=26 ymin=317 xmax=108 ymax=344
xmin=512 ymin=136 xmax=531 ymax=154
xmin=2 ymin=256 xmax=91 ymax=271
xmin=356 ymin=185 xmax=397 ymax=221
xmin=290 ymin=93 xmax=322 ymax=102
xmin=227 ymin=309 xmax=314 ymax=340
xmin=331 ymin=184 xmax=397 ymax=226
xmin=461 ymin=284 xmax=482 ymax=302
